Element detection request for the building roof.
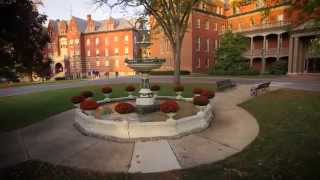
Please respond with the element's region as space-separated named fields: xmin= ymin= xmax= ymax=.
xmin=48 ymin=16 xmax=135 ymax=34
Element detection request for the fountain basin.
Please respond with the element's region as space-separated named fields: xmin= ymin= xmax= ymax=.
xmin=74 ymin=99 xmax=213 ymax=141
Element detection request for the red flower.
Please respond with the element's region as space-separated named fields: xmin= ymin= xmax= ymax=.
xmin=125 ymin=85 xmax=136 ymax=92
xmin=201 ymin=89 xmax=215 ymax=99
xmin=101 ymin=86 xmax=112 ymax=94
xmin=81 ymin=91 xmax=94 ymax=98
xmin=80 ymin=100 xmax=99 ymax=110
xmin=115 ymin=103 xmax=135 ymax=114
xmin=160 ymin=101 xmax=179 ymax=113
xmin=193 ymin=96 xmax=209 ymax=106
xmin=150 ymin=84 xmax=160 ymax=91
xmin=192 ymin=88 xmax=203 ymax=94
xmin=174 ymin=85 xmax=184 ymax=92
xmin=71 ymin=96 xmax=85 ymax=104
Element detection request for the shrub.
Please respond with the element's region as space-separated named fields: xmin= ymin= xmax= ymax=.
xmin=201 ymin=89 xmax=215 ymax=99
xmin=81 ymin=91 xmax=94 ymax=98
xmin=192 ymin=88 xmax=203 ymax=94
xmin=80 ymin=100 xmax=99 ymax=110
xmin=193 ymin=96 xmax=209 ymax=106
xmin=150 ymin=70 xmax=190 ymax=75
xmin=101 ymin=86 xmax=112 ymax=94
xmin=174 ymin=85 xmax=184 ymax=92
xmin=269 ymin=60 xmax=288 ymax=75
xmin=125 ymin=85 xmax=136 ymax=92
xmin=160 ymin=101 xmax=179 ymax=113
xmin=54 ymin=77 xmax=66 ymax=81
xmin=115 ymin=103 xmax=135 ymax=114
xmin=70 ymin=96 xmax=85 ymax=104
xmin=150 ymin=84 xmax=160 ymax=91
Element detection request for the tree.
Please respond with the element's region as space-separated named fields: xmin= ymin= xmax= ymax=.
xmin=94 ymin=0 xmax=202 ymax=84
xmin=211 ymin=31 xmax=256 ymax=75
xmin=0 ymin=0 xmax=50 ymax=81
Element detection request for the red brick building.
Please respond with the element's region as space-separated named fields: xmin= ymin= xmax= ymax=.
xmin=47 ymin=15 xmax=138 ymax=78
xmin=150 ymin=0 xmax=320 ymax=74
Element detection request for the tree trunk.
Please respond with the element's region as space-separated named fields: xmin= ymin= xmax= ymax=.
xmin=173 ymin=39 xmax=182 ymax=85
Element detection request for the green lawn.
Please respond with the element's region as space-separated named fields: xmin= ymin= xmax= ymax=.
xmin=1 ymin=89 xmax=320 ymax=180
xmin=0 ymin=83 xmax=215 ymax=131
xmin=0 ymin=79 xmax=83 ymax=89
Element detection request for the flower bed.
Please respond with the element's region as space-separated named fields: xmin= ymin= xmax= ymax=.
xmin=71 ymin=96 xmax=85 ymax=104
xmin=201 ymin=89 xmax=215 ymax=99
xmin=80 ymin=99 xmax=99 ymax=110
xmin=115 ymin=102 xmax=135 ymax=114
xmin=150 ymin=84 xmax=160 ymax=91
xmin=192 ymin=88 xmax=203 ymax=95
xmin=81 ymin=91 xmax=94 ymax=98
xmin=160 ymin=100 xmax=180 ymax=113
xmin=101 ymin=86 xmax=112 ymax=94
xmin=193 ymin=96 xmax=209 ymax=106
xmin=125 ymin=85 xmax=136 ymax=92
xmin=174 ymin=85 xmax=184 ymax=92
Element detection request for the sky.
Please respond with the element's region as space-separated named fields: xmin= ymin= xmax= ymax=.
xmin=38 ymin=0 xmax=142 ymax=22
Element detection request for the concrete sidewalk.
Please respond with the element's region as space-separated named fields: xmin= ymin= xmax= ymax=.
xmin=0 ymin=85 xmax=260 ymax=173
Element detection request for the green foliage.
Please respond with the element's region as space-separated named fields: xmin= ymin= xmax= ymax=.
xmin=269 ymin=60 xmax=288 ymax=75
xmin=0 ymin=0 xmax=50 ymax=81
xmin=150 ymin=70 xmax=190 ymax=75
xmin=210 ymin=31 xmax=258 ymax=75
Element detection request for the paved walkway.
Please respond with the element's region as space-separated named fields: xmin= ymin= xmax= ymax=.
xmin=0 ymin=75 xmax=319 ymax=97
xmin=1 ymin=85 xmax=261 ymax=173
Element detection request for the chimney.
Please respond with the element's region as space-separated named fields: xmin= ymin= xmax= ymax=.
xmin=87 ymin=14 xmax=92 ymax=21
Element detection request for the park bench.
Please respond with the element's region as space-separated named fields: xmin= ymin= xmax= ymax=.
xmin=250 ymin=81 xmax=271 ymax=96
xmin=216 ymin=79 xmax=236 ymax=91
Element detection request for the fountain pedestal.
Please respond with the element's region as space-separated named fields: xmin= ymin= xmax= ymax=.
xmin=125 ymin=58 xmax=165 ymax=114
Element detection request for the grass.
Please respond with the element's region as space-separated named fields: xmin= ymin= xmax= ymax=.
xmin=0 ymin=83 xmax=216 ymax=131
xmin=0 ymin=79 xmax=83 ymax=89
xmin=1 ymin=89 xmax=320 ymax=180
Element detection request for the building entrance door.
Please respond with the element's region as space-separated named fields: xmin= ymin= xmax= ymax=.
xmin=305 ymin=58 xmax=320 ymax=73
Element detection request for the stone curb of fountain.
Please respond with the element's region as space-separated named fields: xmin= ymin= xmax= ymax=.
xmin=74 ymin=103 xmax=213 ymax=142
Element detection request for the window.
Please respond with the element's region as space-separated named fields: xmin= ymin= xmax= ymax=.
xmin=95 ymin=38 xmax=99 ymax=45
xmin=277 ymin=14 xmax=284 ymax=22
xmin=87 ymin=50 xmax=90 ymax=56
xmin=96 ymin=61 xmax=100 ymax=67
xmin=86 ymin=39 xmax=90 ymax=46
xmin=214 ymin=23 xmax=218 ymax=31
xmin=114 ymin=48 xmax=119 ymax=55
xmin=96 ymin=49 xmax=99 ymax=56
xmin=69 ymin=39 xmax=73 ymax=45
xmin=215 ymin=39 xmax=218 ymax=49
xmin=196 ymin=37 xmax=201 ymax=51
xmin=206 ymin=39 xmax=210 ymax=52
xmin=205 ymin=21 xmax=209 ymax=30
xmin=114 ymin=36 xmax=118 ymax=42
xmin=105 ymin=48 xmax=108 ymax=56
xmin=216 ymin=7 xmax=220 ymax=14
xmin=202 ymin=3 xmax=207 ymax=11
xmin=124 ymin=35 xmax=129 ymax=42
xmin=196 ymin=19 xmax=200 ymax=29
xmin=220 ymin=7 xmax=224 ymax=15
xmin=105 ymin=38 xmax=109 ymax=45
xmin=197 ymin=57 xmax=201 ymax=68
xmin=105 ymin=60 xmax=109 ymax=66
xmin=115 ymin=59 xmax=119 ymax=67
xmin=125 ymin=47 xmax=129 ymax=55
xmin=75 ymin=39 xmax=79 ymax=44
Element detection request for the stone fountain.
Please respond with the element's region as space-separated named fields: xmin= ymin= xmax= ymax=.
xmin=125 ymin=19 xmax=165 ymax=113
